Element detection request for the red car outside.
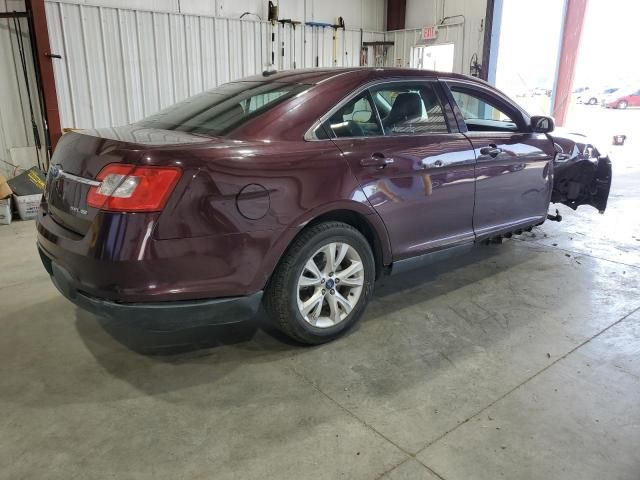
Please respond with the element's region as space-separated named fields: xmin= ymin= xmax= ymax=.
xmin=604 ymin=88 xmax=640 ymax=109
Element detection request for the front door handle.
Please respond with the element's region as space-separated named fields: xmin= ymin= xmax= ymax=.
xmin=479 ymin=144 xmax=503 ymax=157
xmin=360 ymin=153 xmax=394 ymax=168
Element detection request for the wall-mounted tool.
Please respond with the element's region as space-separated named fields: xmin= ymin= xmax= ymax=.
xmin=268 ymin=1 xmax=279 ymax=68
xmin=267 ymin=1 xmax=278 ymax=22
xmin=469 ymin=53 xmax=482 ymax=77
xmin=305 ymin=21 xmax=332 ymax=67
xmin=332 ymin=16 xmax=345 ymax=66
xmin=362 ymin=41 xmax=394 ymax=67
xmin=291 ymin=21 xmax=300 ymax=68
xmin=278 ymin=19 xmax=301 ymax=69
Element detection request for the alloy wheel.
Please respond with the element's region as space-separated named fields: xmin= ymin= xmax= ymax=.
xmin=296 ymin=242 xmax=365 ymax=328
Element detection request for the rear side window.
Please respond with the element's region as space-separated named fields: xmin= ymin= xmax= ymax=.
xmin=137 ymin=82 xmax=308 ymax=136
xmin=322 ymin=92 xmax=383 ymax=138
xmin=371 ymin=83 xmax=449 ymax=135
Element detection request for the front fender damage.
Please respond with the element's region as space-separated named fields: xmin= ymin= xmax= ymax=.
xmin=550 ymin=132 xmax=612 ymax=213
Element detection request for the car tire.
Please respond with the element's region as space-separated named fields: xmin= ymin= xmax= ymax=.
xmin=617 ymin=100 xmax=628 ymax=109
xmin=264 ymin=221 xmax=375 ymax=345
xmin=588 ymin=97 xmax=597 ymax=105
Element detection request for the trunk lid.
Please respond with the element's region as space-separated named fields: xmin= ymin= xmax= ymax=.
xmin=44 ymin=126 xmax=211 ymax=235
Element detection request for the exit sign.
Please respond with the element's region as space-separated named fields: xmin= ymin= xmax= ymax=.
xmin=422 ymin=25 xmax=438 ymax=40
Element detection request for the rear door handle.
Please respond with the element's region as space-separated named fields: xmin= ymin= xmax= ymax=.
xmin=360 ymin=153 xmax=394 ymax=168
xmin=479 ymin=144 xmax=503 ymax=157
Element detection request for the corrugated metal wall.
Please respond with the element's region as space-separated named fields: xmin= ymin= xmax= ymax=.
xmin=45 ymin=0 xmax=386 ymax=31
xmin=45 ymin=1 xmax=385 ymax=130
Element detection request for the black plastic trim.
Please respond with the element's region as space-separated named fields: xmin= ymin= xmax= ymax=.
xmin=39 ymin=247 xmax=262 ymax=328
xmin=390 ymin=242 xmax=475 ymax=276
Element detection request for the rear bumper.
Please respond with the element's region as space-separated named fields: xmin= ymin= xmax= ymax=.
xmin=39 ymin=246 xmax=262 ymax=327
xmin=35 ymin=208 xmax=281 ymax=302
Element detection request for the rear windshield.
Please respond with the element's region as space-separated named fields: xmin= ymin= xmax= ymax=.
xmin=137 ymin=81 xmax=309 ymax=136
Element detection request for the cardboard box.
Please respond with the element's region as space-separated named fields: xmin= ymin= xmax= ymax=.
xmin=0 ymin=197 xmax=12 ymax=225
xmin=14 ymin=193 xmax=41 ymax=220
xmin=0 ymin=174 xmax=12 ymax=199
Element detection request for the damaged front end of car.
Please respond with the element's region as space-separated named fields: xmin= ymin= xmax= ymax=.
xmin=550 ymin=132 xmax=612 ymax=213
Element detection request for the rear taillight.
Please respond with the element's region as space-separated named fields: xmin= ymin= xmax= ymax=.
xmin=87 ymin=164 xmax=181 ymax=212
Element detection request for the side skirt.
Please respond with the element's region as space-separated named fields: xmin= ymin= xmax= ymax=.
xmin=474 ymin=216 xmax=545 ymax=243
xmin=388 ymin=217 xmax=546 ymax=276
xmin=390 ymin=242 xmax=475 ymax=276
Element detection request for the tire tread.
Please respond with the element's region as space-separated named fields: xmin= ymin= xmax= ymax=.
xmin=264 ymin=221 xmax=373 ymax=344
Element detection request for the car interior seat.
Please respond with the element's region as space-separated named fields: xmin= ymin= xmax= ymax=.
xmin=383 ymin=92 xmax=423 ymax=131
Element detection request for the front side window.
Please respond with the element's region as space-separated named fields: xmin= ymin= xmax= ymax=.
xmin=371 ymin=83 xmax=449 ymax=135
xmin=322 ymin=93 xmax=383 ymax=138
xmin=137 ymin=81 xmax=308 ymax=136
xmin=450 ymin=88 xmax=519 ymax=132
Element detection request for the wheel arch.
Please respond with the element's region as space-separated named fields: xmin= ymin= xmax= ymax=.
xmin=257 ymin=205 xmax=392 ymax=291
xmin=305 ymin=209 xmax=390 ymax=279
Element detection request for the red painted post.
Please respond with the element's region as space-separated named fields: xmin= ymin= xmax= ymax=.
xmin=552 ymin=0 xmax=588 ymax=126
xmin=387 ymin=0 xmax=406 ymax=31
xmin=26 ymin=0 xmax=63 ymax=151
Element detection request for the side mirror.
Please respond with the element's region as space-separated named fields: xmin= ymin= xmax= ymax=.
xmin=530 ymin=115 xmax=555 ymax=133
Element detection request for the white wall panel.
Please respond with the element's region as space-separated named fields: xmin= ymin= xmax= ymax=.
xmin=137 ymin=10 xmax=160 ymax=116
xmin=102 ymin=6 xmax=128 ymax=122
xmin=52 ymin=0 xmax=384 ymax=30
xmin=121 ymin=9 xmax=145 ymax=121
xmin=199 ymin=16 xmax=218 ymax=89
xmin=45 ymin=0 xmax=384 ymax=129
xmin=0 ymin=0 xmax=47 ymax=176
xmin=0 ymin=3 xmax=28 ymax=160
xmin=83 ymin=6 xmax=110 ymax=126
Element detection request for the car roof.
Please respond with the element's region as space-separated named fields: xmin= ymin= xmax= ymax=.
xmin=240 ymin=67 xmax=485 ymax=86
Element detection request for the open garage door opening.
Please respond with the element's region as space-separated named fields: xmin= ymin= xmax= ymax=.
xmin=410 ymin=44 xmax=455 ymax=73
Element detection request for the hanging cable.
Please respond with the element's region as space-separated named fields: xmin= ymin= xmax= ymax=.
xmin=12 ymin=14 xmax=42 ymax=171
xmin=240 ymin=12 xmax=262 ymax=21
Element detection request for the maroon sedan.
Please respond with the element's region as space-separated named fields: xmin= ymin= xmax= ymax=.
xmin=37 ymin=68 xmax=612 ymax=344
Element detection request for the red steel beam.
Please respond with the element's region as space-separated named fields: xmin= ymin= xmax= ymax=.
xmin=26 ymin=0 xmax=62 ymax=151
xmin=387 ymin=0 xmax=406 ymax=31
xmin=552 ymin=0 xmax=588 ymax=126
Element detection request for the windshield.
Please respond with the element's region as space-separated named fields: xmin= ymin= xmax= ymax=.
xmin=137 ymin=81 xmax=309 ymax=136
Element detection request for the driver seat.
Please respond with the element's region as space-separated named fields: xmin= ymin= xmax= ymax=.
xmin=383 ymin=93 xmax=423 ymax=130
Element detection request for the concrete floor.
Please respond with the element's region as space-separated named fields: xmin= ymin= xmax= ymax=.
xmin=2 ymin=114 xmax=639 ymax=479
